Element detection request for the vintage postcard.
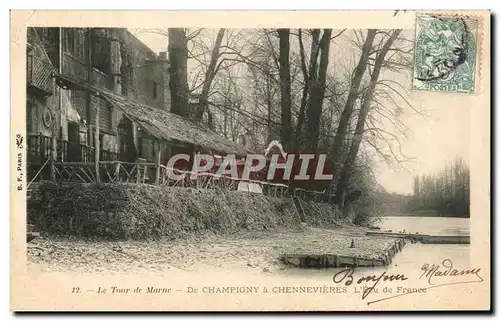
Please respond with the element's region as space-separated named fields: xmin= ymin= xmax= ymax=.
xmin=10 ymin=10 xmax=491 ymax=311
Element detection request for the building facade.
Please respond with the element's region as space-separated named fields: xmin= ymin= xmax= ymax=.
xmin=26 ymin=27 xmax=253 ymax=185
xmin=26 ymin=27 xmax=171 ymax=176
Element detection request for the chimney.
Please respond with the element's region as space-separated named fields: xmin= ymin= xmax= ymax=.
xmin=159 ymin=51 xmax=167 ymax=60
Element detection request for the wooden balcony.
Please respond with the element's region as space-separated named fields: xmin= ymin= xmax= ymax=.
xmin=62 ymin=53 xmax=87 ymax=83
xmin=27 ymin=55 xmax=55 ymax=95
xmin=61 ymin=53 xmax=113 ymax=90
xmin=27 ymin=133 xmax=120 ymax=182
xmin=91 ymin=68 xmax=113 ymax=90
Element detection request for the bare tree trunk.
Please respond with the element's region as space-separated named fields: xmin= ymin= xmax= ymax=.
xmin=330 ymin=29 xmax=377 ymax=191
xmin=94 ymin=95 xmax=100 ymax=183
xmin=206 ymin=107 xmax=215 ymax=131
xmin=277 ymin=28 xmax=292 ymax=150
xmin=194 ymin=28 xmax=226 ymax=122
xmin=304 ymin=29 xmax=332 ymax=150
xmin=266 ymin=75 xmax=274 ymax=143
xmin=335 ymin=30 xmax=401 ymax=209
xmin=168 ymin=28 xmax=189 ymax=117
xmin=295 ymin=29 xmax=320 ymax=149
xmin=223 ymin=105 xmax=228 ymax=138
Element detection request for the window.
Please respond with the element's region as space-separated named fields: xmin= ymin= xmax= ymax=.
xmin=152 ymin=81 xmax=158 ymax=99
xmin=99 ymin=99 xmax=113 ymax=131
xmin=92 ymin=31 xmax=110 ymax=74
xmin=121 ymin=65 xmax=134 ymax=96
xmin=138 ymin=137 xmax=143 ymax=159
xmin=64 ymin=28 xmax=86 ymax=61
xmin=75 ymin=29 xmax=86 ymax=61
xmin=84 ymin=95 xmax=113 ymax=132
xmin=71 ymin=90 xmax=87 ymax=122
xmin=91 ymin=97 xmax=113 ymax=132
xmin=64 ymin=29 xmax=74 ymax=54
xmin=39 ymin=28 xmax=60 ymax=66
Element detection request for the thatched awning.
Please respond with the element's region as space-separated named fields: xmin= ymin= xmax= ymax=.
xmin=52 ymin=71 xmax=252 ymax=157
xmin=101 ymin=91 xmax=253 ymax=157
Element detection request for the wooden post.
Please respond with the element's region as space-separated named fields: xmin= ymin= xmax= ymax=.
xmin=86 ymin=28 xmax=100 ymax=183
xmin=155 ymin=141 xmax=162 ymax=185
xmin=50 ymin=135 xmax=56 ymax=180
xmin=94 ymin=93 xmax=100 ymax=183
xmin=50 ymin=81 xmax=59 ymax=181
xmin=114 ymin=161 xmax=120 ymax=182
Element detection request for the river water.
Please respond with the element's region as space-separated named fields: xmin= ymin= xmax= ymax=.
xmin=260 ymin=216 xmax=476 ymax=309
xmin=280 ymin=216 xmax=471 ymax=277
xmin=25 ymin=216 xmax=480 ymax=310
xmin=379 ymin=216 xmax=470 ymax=236
xmin=376 ymin=215 xmax=471 ymax=271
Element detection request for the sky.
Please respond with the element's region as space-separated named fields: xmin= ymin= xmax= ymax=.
xmin=131 ymin=28 xmax=471 ymax=195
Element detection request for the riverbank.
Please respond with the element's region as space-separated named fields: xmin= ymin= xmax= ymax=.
xmin=27 ymin=226 xmax=399 ymax=274
xmin=27 ymin=182 xmax=344 ymax=240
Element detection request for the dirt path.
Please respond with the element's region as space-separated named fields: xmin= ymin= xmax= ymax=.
xmin=27 ymin=226 xmax=396 ymax=274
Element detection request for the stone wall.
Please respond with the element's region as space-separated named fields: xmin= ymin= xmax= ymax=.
xmin=118 ymin=29 xmax=170 ymax=111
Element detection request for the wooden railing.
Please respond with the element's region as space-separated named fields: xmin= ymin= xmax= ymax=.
xmin=27 ymin=55 xmax=55 ymax=95
xmin=50 ymin=161 xmax=293 ymax=198
xmin=27 ymin=134 xmax=53 ymax=182
xmin=27 ymin=133 xmax=119 ymax=182
xmin=36 ymin=158 xmax=336 ymax=203
xmin=27 ymin=134 xmax=53 ymax=164
xmin=54 ymin=161 xmax=154 ymax=184
xmin=292 ymin=187 xmax=333 ymax=204
xmin=53 ymin=162 xmax=98 ymax=183
xmin=27 ymin=133 xmax=334 ymax=202
xmin=28 ymin=134 xmax=119 ymax=163
xmin=61 ymin=53 xmax=113 ymax=90
xmin=156 ymin=166 xmax=291 ymax=198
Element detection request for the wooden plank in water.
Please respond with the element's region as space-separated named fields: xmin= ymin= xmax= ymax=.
xmin=366 ymin=231 xmax=431 ymax=238
xmin=366 ymin=231 xmax=470 ymax=244
xmin=280 ymin=252 xmax=397 ymax=268
xmin=279 ymin=237 xmax=408 ymax=269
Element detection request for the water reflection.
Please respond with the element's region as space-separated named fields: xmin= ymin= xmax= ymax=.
xmin=277 ymin=217 xmax=471 ymax=279
xmin=379 ymin=216 xmax=470 ymax=236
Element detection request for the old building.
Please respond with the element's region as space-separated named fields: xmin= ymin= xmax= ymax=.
xmin=26 ymin=27 xmax=250 ymax=183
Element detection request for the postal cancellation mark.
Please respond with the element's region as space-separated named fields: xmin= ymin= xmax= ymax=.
xmin=412 ymin=14 xmax=479 ymax=94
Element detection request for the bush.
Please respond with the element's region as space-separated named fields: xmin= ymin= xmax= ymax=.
xmin=28 ymin=181 xmax=342 ymax=240
xmin=353 ymin=211 xmax=380 ymax=227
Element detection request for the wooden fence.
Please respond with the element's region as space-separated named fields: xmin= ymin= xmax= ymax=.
xmin=36 ymin=160 xmax=333 ymax=203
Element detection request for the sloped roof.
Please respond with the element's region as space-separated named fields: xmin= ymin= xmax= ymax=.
xmin=27 ymin=28 xmax=57 ymax=67
xmin=101 ymin=91 xmax=253 ymax=157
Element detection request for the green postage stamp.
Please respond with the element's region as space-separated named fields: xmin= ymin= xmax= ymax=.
xmin=412 ymin=14 xmax=479 ymax=94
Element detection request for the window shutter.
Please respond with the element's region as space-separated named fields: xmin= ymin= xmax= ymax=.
xmin=92 ymin=32 xmax=110 ymax=74
xmin=99 ymin=99 xmax=112 ymax=131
